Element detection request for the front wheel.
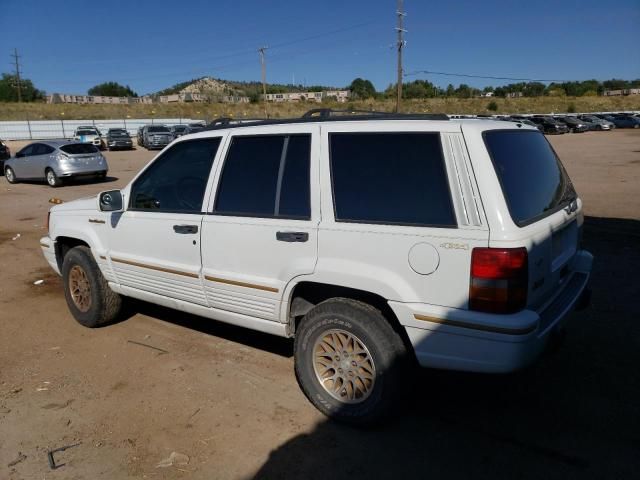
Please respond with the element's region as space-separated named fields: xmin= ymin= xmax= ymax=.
xmin=45 ymin=168 xmax=62 ymax=187
xmin=5 ymin=166 xmax=17 ymax=184
xmin=62 ymin=246 xmax=123 ymax=327
xmin=294 ymin=298 xmax=409 ymax=425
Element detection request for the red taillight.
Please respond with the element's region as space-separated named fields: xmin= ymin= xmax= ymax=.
xmin=469 ymin=247 xmax=528 ymax=314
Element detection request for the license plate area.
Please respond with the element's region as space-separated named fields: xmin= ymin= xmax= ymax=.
xmin=552 ymin=220 xmax=577 ymax=272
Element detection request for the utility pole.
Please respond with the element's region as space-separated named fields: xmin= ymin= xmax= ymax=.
xmin=11 ymin=48 xmax=22 ymax=103
xmin=395 ymin=0 xmax=406 ymax=113
xmin=258 ymin=46 xmax=269 ymax=118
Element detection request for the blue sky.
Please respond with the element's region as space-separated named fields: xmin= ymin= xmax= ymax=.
xmin=1 ymin=0 xmax=638 ymax=95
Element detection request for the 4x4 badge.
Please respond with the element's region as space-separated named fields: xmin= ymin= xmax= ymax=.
xmin=440 ymin=242 xmax=469 ymax=250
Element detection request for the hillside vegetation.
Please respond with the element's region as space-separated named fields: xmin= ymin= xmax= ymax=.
xmin=0 ymin=96 xmax=638 ymax=121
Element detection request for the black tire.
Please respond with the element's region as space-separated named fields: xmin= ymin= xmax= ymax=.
xmin=62 ymin=246 xmax=123 ymax=328
xmin=5 ymin=166 xmax=17 ymax=184
xmin=45 ymin=168 xmax=62 ymax=187
xmin=294 ymin=298 xmax=408 ymax=426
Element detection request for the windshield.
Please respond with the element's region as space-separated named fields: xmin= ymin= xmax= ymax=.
xmin=60 ymin=143 xmax=99 ymax=155
xmin=148 ymin=126 xmax=170 ymax=133
xmin=77 ymin=129 xmax=98 ymax=136
xmin=109 ymin=130 xmax=129 ymax=137
xmin=484 ymin=130 xmax=576 ymax=227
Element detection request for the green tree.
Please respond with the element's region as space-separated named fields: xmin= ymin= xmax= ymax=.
xmin=88 ymin=81 xmax=138 ymax=97
xmin=445 ymin=84 xmax=455 ymax=97
xmin=0 ymin=73 xmax=45 ymax=102
xmin=348 ymin=78 xmax=376 ymax=99
xmin=487 ymin=101 xmax=498 ymax=111
xmin=455 ymin=84 xmax=472 ymax=99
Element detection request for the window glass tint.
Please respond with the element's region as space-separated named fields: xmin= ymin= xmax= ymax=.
xmin=32 ymin=144 xmax=47 ymax=155
xmin=215 ymin=135 xmax=311 ymax=219
xmin=484 ymin=130 xmax=576 ymax=226
xmin=277 ymin=135 xmax=311 ymax=218
xmin=19 ymin=145 xmax=35 ymax=157
xmin=330 ymin=133 xmax=455 ymax=227
xmin=130 ymin=138 xmax=220 ymax=213
xmin=61 ymin=144 xmax=99 ymax=154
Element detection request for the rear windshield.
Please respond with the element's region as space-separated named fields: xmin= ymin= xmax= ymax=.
xmin=60 ymin=144 xmax=99 ymax=155
xmin=484 ymin=130 xmax=576 ymax=227
xmin=148 ymin=126 xmax=170 ymax=133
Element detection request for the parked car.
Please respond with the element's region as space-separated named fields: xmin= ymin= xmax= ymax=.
xmin=530 ymin=116 xmax=569 ymax=134
xmin=609 ymin=115 xmax=640 ymax=129
xmin=554 ymin=116 xmax=589 ymax=133
xmin=184 ymin=123 xmax=206 ymax=134
xmin=73 ymin=126 xmax=104 ymax=150
xmin=136 ymin=126 xmax=144 ymax=146
xmin=141 ymin=125 xmax=173 ymax=150
xmin=106 ymin=129 xmax=133 ymax=151
xmin=170 ymin=124 xmax=188 ymax=139
xmin=577 ymin=115 xmax=613 ymax=131
xmin=501 ymin=117 xmax=545 ymax=132
xmin=4 ymin=140 xmax=108 ymax=187
xmin=0 ymin=139 xmax=10 ymax=173
xmin=40 ymin=112 xmax=593 ymax=424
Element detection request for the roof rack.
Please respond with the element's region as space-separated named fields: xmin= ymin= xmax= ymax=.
xmin=202 ymin=109 xmax=449 ymax=132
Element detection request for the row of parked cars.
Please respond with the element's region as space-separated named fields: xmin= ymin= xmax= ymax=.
xmin=136 ymin=122 xmax=206 ymax=150
xmin=491 ymin=113 xmax=640 ymax=134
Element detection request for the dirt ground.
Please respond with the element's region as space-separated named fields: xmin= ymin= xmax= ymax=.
xmin=1 ymin=130 xmax=639 ymax=480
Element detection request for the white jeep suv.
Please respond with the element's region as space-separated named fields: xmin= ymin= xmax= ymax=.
xmin=40 ymin=111 xmax=593 ymax=424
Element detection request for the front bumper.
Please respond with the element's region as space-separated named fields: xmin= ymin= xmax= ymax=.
xmin=390 ymin=250 xmax=593 ymax=373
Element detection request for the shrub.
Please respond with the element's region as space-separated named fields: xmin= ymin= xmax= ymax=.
xmin=567 ymin=102 xmax=576 ymax=113
xmin=487 ymin=101 xmax=498 ymax=112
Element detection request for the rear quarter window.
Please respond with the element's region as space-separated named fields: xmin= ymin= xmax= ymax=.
xmin=483 ymin=130 xmax=576 ymax=227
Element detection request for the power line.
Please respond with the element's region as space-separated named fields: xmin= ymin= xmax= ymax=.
xmin=395 ymin=0 xmax=406 ymax=112
xmin=404 ymin=69 xmax=570 ymax=83
xmin=11 ymin=48 xmax=22 ymax=102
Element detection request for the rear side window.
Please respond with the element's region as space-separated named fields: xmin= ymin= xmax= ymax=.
xmin=329 ymin=133 xmax=456 ymax=227
xmin=214 ymin=134 xmax=311 ymax=219
xmin=60 ymin=144 xmax=99 ymax=155
xmin=484 ymin=130 xmax=576 ymax=227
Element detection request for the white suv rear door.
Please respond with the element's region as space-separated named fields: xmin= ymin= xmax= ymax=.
xmin=200 ymin=124 xmax=320 ymax=323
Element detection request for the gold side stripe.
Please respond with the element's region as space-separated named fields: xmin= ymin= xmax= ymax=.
xmin=89 ymin=219 xmax=106 ymax=224
xmin=413 ymin=314 xmax=536 ymax=335
xmin=99 ymin=255 xmax=106 ymax=260
xmin=40 ymin=242 xmax=49 ymax=248
xmin=111 ymin=257 xmax=199 ymax=279
xmin=205 ymin=275 xmax=279 ymax=293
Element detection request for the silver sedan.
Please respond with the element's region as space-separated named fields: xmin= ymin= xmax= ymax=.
xmin=4 ymin=140 xmax=109 ymax=187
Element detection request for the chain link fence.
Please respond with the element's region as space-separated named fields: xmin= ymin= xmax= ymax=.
xmin=0 ymin=118 xmax=203 ymax=140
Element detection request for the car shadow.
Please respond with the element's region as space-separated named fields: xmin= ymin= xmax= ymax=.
xmin=121 ymin=299 xmax=293 ymax=359
xmin=250 ymin=216 xmax=640 ymax=480
xmin=15 ymin=176 xmax=119 ymax=187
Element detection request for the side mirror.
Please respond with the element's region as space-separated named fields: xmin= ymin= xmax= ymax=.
xmin=16 ymin=151 xmax=24 ymax=158
xmin=98 ymin=190 xmax=123 ymax=212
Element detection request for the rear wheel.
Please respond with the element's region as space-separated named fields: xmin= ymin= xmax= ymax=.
xmin=45 ymin=168 xmax=62 ymax=187
xmin=62 ymin=246 xmax=123 ymax=327
xmin=294 ymin=298 xmax=408 ymax=425
xmin=5 ymin=166 xmax=17 ymax=184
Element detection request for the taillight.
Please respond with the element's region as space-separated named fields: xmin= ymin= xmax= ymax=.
xmin=469 ymin=247 xmax=528 ymax=314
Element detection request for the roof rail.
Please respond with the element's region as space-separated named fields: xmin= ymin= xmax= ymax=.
xmin=301 ymin=108 xmax=449 ymax=120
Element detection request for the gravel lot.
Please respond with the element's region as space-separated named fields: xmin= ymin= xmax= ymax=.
xmin=1 ymin=130 xmax=639 ymax=479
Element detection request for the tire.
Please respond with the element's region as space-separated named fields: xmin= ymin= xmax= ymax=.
xmin=294 ymin=298 xmax=408 ymax=426
xmin=5 ymin=166 xmax=17 ymax=184
xmin=45 ymin=168 xmax=62 ymax=187
xmin=62 ymin=246 xmax=123 ymax=328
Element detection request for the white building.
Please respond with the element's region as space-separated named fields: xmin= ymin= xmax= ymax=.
xmin=263 ymin=90 xmax=350 ymax=103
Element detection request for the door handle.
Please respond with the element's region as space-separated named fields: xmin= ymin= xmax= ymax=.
xmin=173 ymin=224 xmax=198 ymax=234
xmin=276 ymin=231 xmax=309 ymax=242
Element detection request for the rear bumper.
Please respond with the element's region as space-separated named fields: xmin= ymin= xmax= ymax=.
xmin=390 ymin=250 xmax=593 ymax=373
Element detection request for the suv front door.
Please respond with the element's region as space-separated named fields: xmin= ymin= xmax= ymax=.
xmin=200 ymin=125 xmax=320 ymax=323
xmin=106 ymin=137 xmax=223 ymax=306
